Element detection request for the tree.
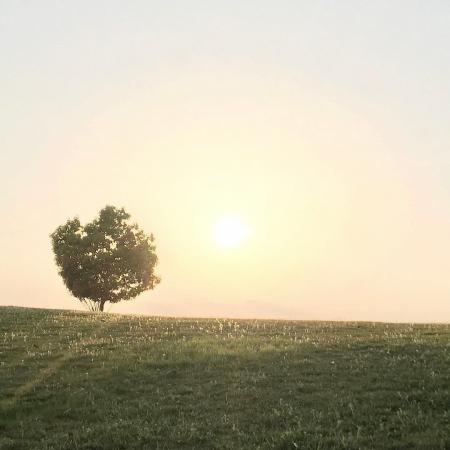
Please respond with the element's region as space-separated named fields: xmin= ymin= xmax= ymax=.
xmin=51 ymin=206 xmax=160 ymax=311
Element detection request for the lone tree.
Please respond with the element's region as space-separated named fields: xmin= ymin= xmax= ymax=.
xmin=51 ymin=206 xmax=160 ymax=311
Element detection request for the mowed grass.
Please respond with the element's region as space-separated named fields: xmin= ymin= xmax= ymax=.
xmin=0 ymin=307 xmax=449 ymax=449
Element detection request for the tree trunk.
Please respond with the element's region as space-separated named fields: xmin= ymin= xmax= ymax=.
xmin=99 ymin=300 xmax=106 ymax=312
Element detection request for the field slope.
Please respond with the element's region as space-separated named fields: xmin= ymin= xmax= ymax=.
xmin=0 ymin=306 xmax=449 ymax=449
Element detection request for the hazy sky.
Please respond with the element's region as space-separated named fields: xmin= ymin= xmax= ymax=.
xmin=1 ymin=1 xmax=449 ymax=322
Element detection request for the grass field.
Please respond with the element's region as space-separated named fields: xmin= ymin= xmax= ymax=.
xmin=0 ymin=307 xmax=449 ymax=449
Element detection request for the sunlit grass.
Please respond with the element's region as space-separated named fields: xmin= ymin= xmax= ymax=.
xmin=0 ymin=307 xmax=449 ymax=449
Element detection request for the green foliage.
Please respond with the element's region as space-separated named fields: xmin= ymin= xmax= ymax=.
xmin=50 ymin=206 xmax=160 ymax=311
xmin=1 ymin=307 xmax=450 ymax=449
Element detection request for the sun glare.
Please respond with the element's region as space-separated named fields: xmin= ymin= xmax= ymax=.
xmin=213 ymin=215 xmax=250 ymax=249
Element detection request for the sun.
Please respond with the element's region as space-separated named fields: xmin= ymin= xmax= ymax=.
xmin=213 ymin=215 xmax=250 ymax=249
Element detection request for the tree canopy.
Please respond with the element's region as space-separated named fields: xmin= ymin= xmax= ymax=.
xmin=51 ymin=206 xmax=160 ymax=311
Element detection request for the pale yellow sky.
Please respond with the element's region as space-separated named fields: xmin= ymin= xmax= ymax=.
xmin=1 ymin=2 xmax=449 ymax=322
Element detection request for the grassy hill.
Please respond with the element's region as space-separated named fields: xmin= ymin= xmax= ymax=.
xmin=0 ymin=307 xmax=449 ymax=449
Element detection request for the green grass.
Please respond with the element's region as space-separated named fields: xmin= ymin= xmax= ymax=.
xmin=0 ymin=307 xmax=449 ymax=449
